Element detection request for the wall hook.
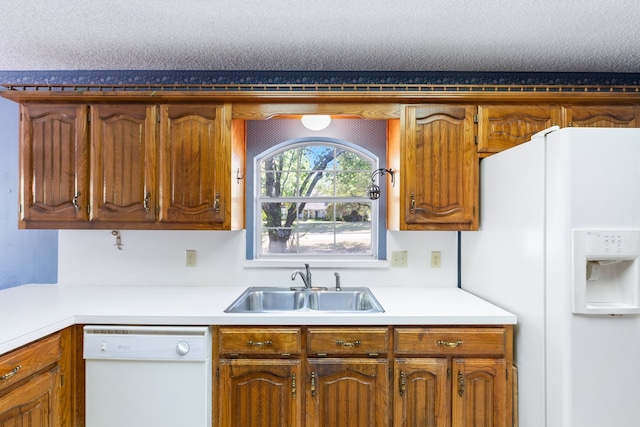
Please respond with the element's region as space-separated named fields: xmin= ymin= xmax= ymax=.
xmin=111 ymin=230 xmax=123 ymax=250
xmin=236 ymin=168 xmax=245 ymax=184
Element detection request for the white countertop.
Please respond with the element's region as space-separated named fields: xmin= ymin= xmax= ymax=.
xmin=0 ymin=284 xmax=516 ymax=355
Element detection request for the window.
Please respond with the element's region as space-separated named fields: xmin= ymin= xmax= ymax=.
xmin=254 ymin=139 xmax=379 ymax=259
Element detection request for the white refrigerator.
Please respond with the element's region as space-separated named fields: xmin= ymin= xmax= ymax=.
xmin=461 ymin=127 xmax=640 ymax=427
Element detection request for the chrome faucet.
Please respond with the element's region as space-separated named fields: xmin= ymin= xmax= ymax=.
xmin=291 ymin=263 xmax=312 ymax=289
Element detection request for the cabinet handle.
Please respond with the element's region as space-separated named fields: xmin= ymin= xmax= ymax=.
xmin=292 ymin=373 xmax=296 ymax=399
xmin=246 ymin=340 xmax=272 ymax=347
xmin=310 ymin=371 xmax=316 ymax=397
xmin=143 ymin=192 xmax=151 ymax=212
xmin=458 ymin=370 xmax=465 ymax=396
xmin=0 ymin=365 xmax=21 ymax=381
xmin=214 ymin=192 xmax=220 ymax=213
xmin=399 ymin=370 xmax=406 ymax=396
xmin=436 ymin=340 xmax=463 ymax=348
xmin=335 ymin=339 xmax=361 ymax=347
xmin=72 ymin=191 xmax=81 ymax=212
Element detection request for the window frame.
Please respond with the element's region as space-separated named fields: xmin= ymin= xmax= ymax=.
xmin=253 ymin=137 xmax=380 ymax=260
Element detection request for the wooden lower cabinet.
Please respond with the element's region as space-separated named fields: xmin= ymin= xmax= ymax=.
xmin=393 ymin=358 xmax=449 ymax=427
xmin=0 ymin=367 xmax=60 ymax=426
xmin=451 ymin=358 xmax=507 ymax=427
xmin=306 ymin=359 xmax=389 ymax=427
xmin=219 ymin=359 xmax=302 ymax=427
xmin=0 ymin=329 xmax=78 ymax=427
xmin=216 ymin=325 xmax=513 ymax=427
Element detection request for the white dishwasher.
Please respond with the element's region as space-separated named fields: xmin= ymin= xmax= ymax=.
xmin=83 ymin=325 xmax=211 ymax=427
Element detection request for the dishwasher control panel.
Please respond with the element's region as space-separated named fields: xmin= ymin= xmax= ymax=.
xmin=83 ymin=325 xmax=210 ymax=361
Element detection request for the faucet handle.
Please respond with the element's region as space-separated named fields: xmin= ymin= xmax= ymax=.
xmin=334 ymin=272 xmax=341 ymax=291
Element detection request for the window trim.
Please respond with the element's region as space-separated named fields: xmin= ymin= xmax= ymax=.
xmin=253 ymin=137 xmax=380 ymax=260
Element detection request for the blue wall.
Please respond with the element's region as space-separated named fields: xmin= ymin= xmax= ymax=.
xmin=0 ymin=98 xmax=57 ymax=289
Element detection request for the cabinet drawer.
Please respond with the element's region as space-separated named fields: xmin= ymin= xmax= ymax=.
xmin=394 ymin=327 xmax=506 ymax=356
xmin=0 ymin=332 xmax=62 ymax=392
xmin=307 ymin=327 xmax=389 ymax=355
xmin=219 ymin=327 xmax=302 ymax=356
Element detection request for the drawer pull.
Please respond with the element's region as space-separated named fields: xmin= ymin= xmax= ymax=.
xmin=0 ymin=365 xmax=22 ymax=381
xmin=335 ymin=339 xmax=361 ymax=347
xmin=247 ymin=340 xmax=273 ymax=347
xmin=436 ymin=340 xmax=463 ymax=348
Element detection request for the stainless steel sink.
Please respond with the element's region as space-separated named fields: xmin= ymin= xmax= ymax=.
xmin=224 ymin=288 xmax=305 ymax=312
xmin=224 ymin=286 xmax=384 ymax=313
xmin=307 ymin=289 xmax=385 ymax=312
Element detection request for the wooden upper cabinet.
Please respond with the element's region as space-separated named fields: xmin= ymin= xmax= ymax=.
xmin=563 ymin=105 xmax=640 ymax=127
xmin=400 ymin=104 xmax=478 ymax=231
xmin=90 ymin=104 xmax=157 ymax=223
xmin=19 ymin=104 xmax=89 ymax=225
xmin=158 ymin=104 xmax=229 ymax=227
xmin=477 ymin=104 xmax=561 ymax=153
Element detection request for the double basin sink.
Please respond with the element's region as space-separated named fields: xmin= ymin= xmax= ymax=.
xmin=224 ymin=286 xmax=385 ymax=313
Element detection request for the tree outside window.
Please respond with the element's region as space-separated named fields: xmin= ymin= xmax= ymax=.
xmin=257 ymin=142 xmax=376 ymax=257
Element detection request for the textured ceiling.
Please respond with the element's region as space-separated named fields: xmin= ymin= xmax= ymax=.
xmin=1 ymin=0 xmax=639 ymax=72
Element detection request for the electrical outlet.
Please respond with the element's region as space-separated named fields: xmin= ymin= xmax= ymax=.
xmin=391 ymin=251 xmax=408 ymax=268
xmin=185 ymin=250 xmax=196 ymax=267
xmin=431 ymin=251 xmax=441 ymax=268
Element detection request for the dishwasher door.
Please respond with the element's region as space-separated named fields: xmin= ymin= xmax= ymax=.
xmin=84 ymin=325 xmax=211 ymax=427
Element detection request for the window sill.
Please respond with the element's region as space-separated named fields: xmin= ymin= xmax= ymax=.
xmin=243 ymin=258 xmax=390 ymax=269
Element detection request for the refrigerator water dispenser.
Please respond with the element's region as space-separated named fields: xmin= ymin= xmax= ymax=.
xmin=572 ymin=230 xmax=640 ymax=314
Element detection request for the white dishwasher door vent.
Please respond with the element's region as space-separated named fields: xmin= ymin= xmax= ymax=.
xmin=84 ymin=325 xmax=211 ymax=427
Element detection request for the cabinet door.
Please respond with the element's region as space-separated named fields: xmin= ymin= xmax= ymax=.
xmin=306 ymin=358 xmax=390 ymax=427
xmin=451 ymin=358 xmax=508 ymax=427
xmin=90 ymin=104 xmax=157 ymax=222
xmin=563 ymin=105 xmax=640 ymax=127
xmin=402 ymin=105 xmax=477 ymax=230
xmin=19 ymin=104 xmax=89 ymax=224
xmin=0 ymin=367 xmax=60 ymax=427
xmin=393 ymin=358 xmax=449 ymax=427
xmin=159 ymin=104 xmax=228 ymax=226
xmin=219 ymin=359 xmax=301 ymax=427
xmin=477 ymin=104 xmax=561 ymax=153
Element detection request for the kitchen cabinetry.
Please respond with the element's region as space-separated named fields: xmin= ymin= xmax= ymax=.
xmin=90 ymin=104 xmax=157 ymax=223
xmin=394 ymin=327 xmax=512 ymax=427
xmin=562 ymin=105 xmax=640 ymax=127
xmin=19 ymin=104 xmax=89 ymax=225
xmin=216 ymin=325 xmax=512 ymax=427
xmin=0 ymin=331 xmax=72 ymax=427
xmin=159 ymin=104 xmax=228 ymax=226
xmin=306 ymin=327 xmax=390 ymax=427
xmin=399 ymin=104 xmax=478 ymax=231
xmin=476 ymin=104 xmax=561 ymax=154
xmin=477 ymin=104 xmax=640 ymax=155
xmin=17 ymin=102 xmax=242 ymax=230
xmin=217 ymin=327 xmax=303 ymax=427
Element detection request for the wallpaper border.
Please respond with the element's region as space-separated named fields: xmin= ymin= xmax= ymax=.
xmin=1 ymin=70 xmax=640 ymax=88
